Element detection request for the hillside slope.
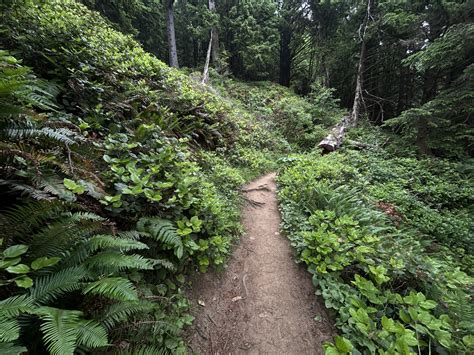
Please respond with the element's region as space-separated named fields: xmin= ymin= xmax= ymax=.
xmin=0 ymin=1 xmax=330 ymax=354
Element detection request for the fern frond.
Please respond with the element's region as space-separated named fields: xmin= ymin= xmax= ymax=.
xmin=35 ymin=307 xmax=108 ymax=355
xmin=85 ymin=252 xmax=155 ymax=273
xmin=29 ymin=213 xmax=104 ymax=258
xmin=83 ymin=277 xmax=138 ymax=301
xmin=0 ymin=318 xmax=21 ymax=342
xmin=0 ymin=200 xmax=65 ymax=242
xmin=0 ymin=295 xmax=35 ymax=318
xmin=116 ymin=230 xmax=143 ymax=240
xmin=0 ymin=342 xmax=27 ymax=355
xmin=75 ymin=319 xmax=109 ymax=349
xmin=137 ymin=217 xmax=183 ymax=258
xmin=88 ymin=235 xmax=149 ymax=253
xmin=4 ymin=127 xmax=78 ymax=146
xmin=100 ymin=300 xmax=156 ymax=330
xmin=36 ymin=307 xmax=81 ymax=355
xmin=152 ymin=258 xmax=176 ymax=271
xmin=0 ymin=179 xmax=57 ymax=201
xmin=29 ymin=267 xmax=87 ymax=303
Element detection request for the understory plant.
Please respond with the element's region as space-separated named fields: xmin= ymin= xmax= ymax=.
xmin=0 ymin=1 xmax=296 ymax=352
xmin=277 ymin=150 xmax=473 ymax=354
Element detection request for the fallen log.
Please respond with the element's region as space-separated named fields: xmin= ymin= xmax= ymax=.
xmin=317 ymin=115 xmax=350 ymax=152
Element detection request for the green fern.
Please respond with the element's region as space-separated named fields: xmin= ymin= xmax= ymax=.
xmin=0 ymin=342 xmax=27 ymax=355
xmin=85 ymin=252 xmax=155 ymax=273
xmin=0 ymin=295 xmax=34 ymax=343
xmin=117 ymin=345 xmax=169 ymax=355
xmin=152 ymin=258 xmax=176 ymax=271
xmin=0 ymin=319 xmax=21 ymax=343
xmin=0 ymin=295 xmax=35 ymax=318
xmin=36 ymin=306 xmax=108 ymax=355
xmin=100 ymin=300 xmax=156 ymax=330
xmin=83 ymin=277 xmax=138 ymax=301
xmin=137 ymin=217 xmax=183 ymax=258
xmin=74 ymin=319 xmax=109 ymax=349
xmin=0 ymin=201 xmax=66 ymax=242
xmin=29 ymin=266 xmax=87 ymax=303
xmin=88 ymin=235 xmax=149 ymax=253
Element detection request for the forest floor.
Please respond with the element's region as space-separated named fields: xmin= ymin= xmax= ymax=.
xmin=185 ymin=173 xmax=334 ymax=354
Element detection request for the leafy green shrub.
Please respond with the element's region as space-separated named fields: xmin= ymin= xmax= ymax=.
xmin=0 ymin=6 xmax=263 ymax=353
xmin=214 ymin=78 xmax=334 ymax=150
xmin=277 ymin=151 xmax=473 ymax=354
xmin=2 ymin=0 xmax=237 ymax=148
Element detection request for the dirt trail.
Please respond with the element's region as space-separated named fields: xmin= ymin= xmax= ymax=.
xmin=185 ymin=173 xmax=334 ymax=354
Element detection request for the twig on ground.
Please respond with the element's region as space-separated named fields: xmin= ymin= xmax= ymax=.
xmin=242 ymin=274 xmax=249 ymax=297
xmin=207 ymin=314 xmax=217 ymax=326
xmin=240 ymin=184 xmax=271 ymax=193
xmin=243 ymin=197 xmax=265 ymax=208
xmin=196 ymin=325 xmax=207 ymax=339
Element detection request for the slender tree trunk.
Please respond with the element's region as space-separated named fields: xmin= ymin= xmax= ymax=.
xmin=350 ymin=0 xmax=373 ymax=125
xmin=279 ymin=26 xmax=291 ymax=86
xmin=202 ymin=31 xmax=213 ymax=84
xmin=209 ymin=0 xmax=219 ymax=65
xmin=416 ymin=69 xmax=437 ymax=155
xmin=166 ymin=0 xmax=179 ymax=68
xmin=318 ymin=0 xmax=374 ymax=152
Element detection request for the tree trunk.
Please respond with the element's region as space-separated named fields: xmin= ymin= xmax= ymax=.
xmin=317 ymin=116 xmax=350 ymax=152
xmin=166 ymin=0 xmax=179 ymax=68
xmin=416 ymin=69 xmax=437 ymax=155
xmin=201 ymin=31 xmax=213 ymax=84
xmin=209 ymin=0 xmax=219 ymax=65
xmin=279 ymin=25 xmax=291 ymax=87
xmin=279 ymin=0 xmax=292 ymax=87
xmin=318 ymin=0 xmax=374 ymax=152
xmin=350 ymin=0 xmax=373 ymax=125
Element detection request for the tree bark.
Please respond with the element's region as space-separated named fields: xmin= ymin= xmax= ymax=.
xmin=279 ymin=25 xmax=292 ymax=87
xmin=349 ymin=0 xmax=373 ymax=125
xmin=416 ymin=69 xmax=437 ymax=155
xmin=209 ymin=0 xmax=219 ymax=65
xmin=317 ymin=115 xmax=350 ymax=152
xmin=201 ymin=31 xmax=213 ymax=84
xmin=318 ymin=0 xmax=374 ymax=152
xmin=166 ymin=0 xmax=179 ymax=68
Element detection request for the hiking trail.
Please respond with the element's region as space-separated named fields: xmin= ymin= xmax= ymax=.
xmin=185 ymin=173 xmax=334 ymax=354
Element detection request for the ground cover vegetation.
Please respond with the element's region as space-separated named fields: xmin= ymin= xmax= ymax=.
xmin=0 ymin=0 xmax=472 ymax=354
xmin=277 ymin=134 xmax=473 ymax=354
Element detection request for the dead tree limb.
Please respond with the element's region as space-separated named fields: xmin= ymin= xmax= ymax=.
xmin=317 ymin=115 xmax=350 ymax=152
xmin=318 ymin=0 xmax=374 ymax=152
xmin=201 ymin=31 xmax=213 ymax=84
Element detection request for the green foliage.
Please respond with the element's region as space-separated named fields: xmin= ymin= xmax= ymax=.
xmin=277 ymin=148 xmax=473 ymax=354
xmin=215 ymin=78 xmax=335 ymax=150
xmin=0 ymin=3 xmax=297 ymax=353
xmin=137 ymin=217 xmax=184 ymax=259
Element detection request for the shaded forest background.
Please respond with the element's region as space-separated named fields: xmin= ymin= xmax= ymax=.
xmin=81 ymin=0 xmax=473 ymax=157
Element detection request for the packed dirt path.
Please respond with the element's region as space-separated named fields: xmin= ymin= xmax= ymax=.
xmin=185 ymin=173 xmax=334 ymax=354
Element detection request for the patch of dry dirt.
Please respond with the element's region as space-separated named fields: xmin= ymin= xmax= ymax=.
xmin=185 ymin=173 xmax=334 ymax=354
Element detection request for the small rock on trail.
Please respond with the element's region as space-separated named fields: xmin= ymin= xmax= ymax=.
xmin=185 ymin=173 xmax=334 ymax=354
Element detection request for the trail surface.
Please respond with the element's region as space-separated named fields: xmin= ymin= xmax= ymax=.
xmin=185 ymin=173 xmax=334 ymax=354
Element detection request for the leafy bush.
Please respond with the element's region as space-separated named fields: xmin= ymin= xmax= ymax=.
xmin=0 ymin=1 xmax=297 ymax=352
xmin=277 ymin=150 xmax=473 ymax=354
xmin=213 ymin=78 xmax=336 ymax=150
xmin=2 ymin=0 xmax=237 ymax=148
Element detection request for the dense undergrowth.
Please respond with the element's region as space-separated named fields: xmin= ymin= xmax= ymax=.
xmin=0 ymin=1 xmax=333 ymax=354
xmin=1 ymin=1 xmax=472 ymax=355
xmin=277 ymin=127 xmax=474 ymax=354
